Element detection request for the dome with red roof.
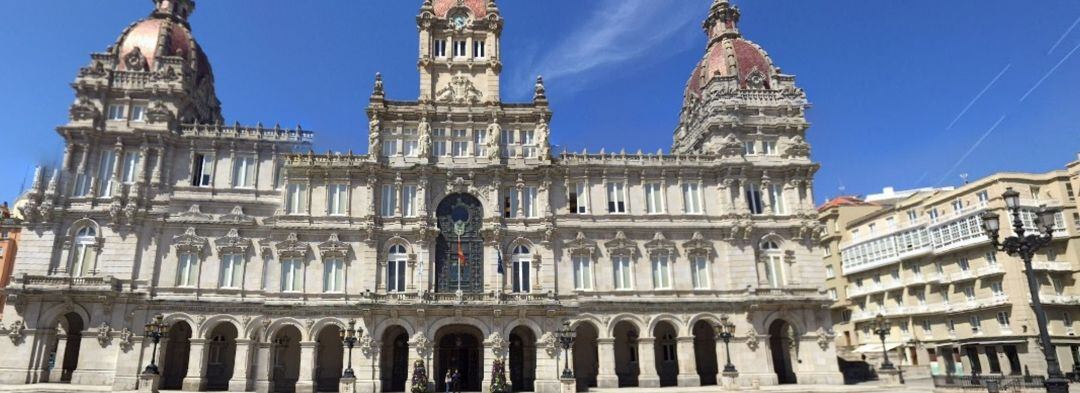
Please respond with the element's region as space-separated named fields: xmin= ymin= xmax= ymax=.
xmin=433 ymin=0 xmax=490 ymax=19
xmin=684 ymin=0 xmax=777 ymax=99
xmin=112 ymin=0 xmax=213 ymax=84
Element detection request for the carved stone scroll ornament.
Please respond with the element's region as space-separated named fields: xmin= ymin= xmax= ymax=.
xmin=5 ymin=320 xmax=25 ymax=345
xmin=537 ymin=332 xmax=558 ymax=358
xmin=565 ymin=232 xmax=597 ymax=257
xmin=97 ymin=323 xmax=113 ymax=347
xmin=123 ymin=46 xmax=148 ymax=71
xmin=275 ymin=233 xmax=310 ymax=259
xmin=744 ymin=326 xmax=760 ymax=351
xmin=318 ymin=233 xmax=351 ymax=259
xmin=359 ymin=334 xmax=380 ymax=358
xmin=409 ymin=333 xmax=432 ymax=357
xmin=816 ymin=327 xmax=835 ymax=351
xmin=485 ymin=331 xmax=508 ymax=358
xmin=683 ymin=231 xmax=712 ymax=257
xmin=215 ymin=228 xmax=252 ymax=255
xmin=69 ymin=98 xmax=101 ymax=121
xmin=435 ymin=75 xmax=483 ymax=104
xmin=173 ymin=227 xmax=208 ymax=255
xmin=644 ymin=232 xmax=676 ymax=257
xmin=604 ymin=231 xmax=636 ymax=257
xmin=219 ymin=205 xmax=256 ymax=225
xmin=118 ymin=327 xmax=134 ymax=352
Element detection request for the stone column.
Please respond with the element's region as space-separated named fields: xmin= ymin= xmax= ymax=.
xmin=229 ymin=339 xmax=254 ymax=392
xmin=676 ymin=336 xmax=700 ymax=387
xmin=480 ymin=339 xmax=499 ymax=393
xmin=595 ymin=338 xmax=618 ymax=388
xmin=254 ymin=341 xmax=272 ymax=393
xmin=48 ymin=333 xmax=69 ymax=383
xmin=296 ymin=341 xmax=318 ymax=393
xmin=637 ymin=337 xmax=660 ymax=388
xmin=181 ymin=338 xmax=207 ymax=391
xmin=534 ymin=335 xmax=560 ymax=393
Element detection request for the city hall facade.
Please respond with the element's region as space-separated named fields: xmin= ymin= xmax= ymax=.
xmin=0 ymin=0 xmax=841 ymax=392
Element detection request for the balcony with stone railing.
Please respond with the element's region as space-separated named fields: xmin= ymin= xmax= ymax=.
xmin=9 ymin=274 xmax=120 ymax=292
xmin=947 ymin=269 xmax=976 ymax=283
xmin=1032 ymin=260 xmax=1074 ymax=272
xmin=976 ymin=264 xmax=1006 ymax=277
xmin=1041 ymin=294 xmax=1080 ymax=305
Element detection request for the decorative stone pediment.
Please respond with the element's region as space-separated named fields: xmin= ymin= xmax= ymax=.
xmin=561 ymin=229 xmax=596 ymax=258
xmin=173 ymin=227 xmax=208 ymax=255
xmin=69 ymin=98 xmax=100 ymax=121
xmin=318 ymin=233 xmax=351 ymax=259
xmin=603 ymin=231 xmax=636 ymax=257
xmin=683 ymin=231 xmax=712 ymax=257
xmin=275 ymin=233 xmax=310 ymax=259
xmin=215 ymin=228 xmax=252 ymax=255
xmin=145 ymin=101 xmax=174 ymax=124
xmin=435 ymin=75 xmax=483 ymax=104
xmin=219 ymin=205 xmax=256 ymax=225
xmin=783 ymin=135 xmax=811 ymax=158
xmin=644 ymin=232 xmax=676 ymax=257
xmin=174 ymin=204 xmax=213 ymax=222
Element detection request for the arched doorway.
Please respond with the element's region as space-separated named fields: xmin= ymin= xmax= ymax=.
xmin=434 ymin=325 xmax=483 ymax=392
xmin=572 ymin=323 xmax=599 ymax=391
xmin=379 ymin=326 xmax=409 ymax=392
xmin=435 ymin=193 xmax=484 ymax=293
xmin=315 ymin=325 xmax=343 ymax=392
xmin=161 ymin=321 xmax=192 ymax=389
xmin=612 ymin=321 xmax=639 ymax=387
xmin=509 ymin=326 xmax=536 ymax=392
xmin=205 ymin=323 xmax=238 ymax=391
xmin=50 ymin=312 xmax=84 ymax=383
xmin=768 ymin=320 xmax=797 ymax=384
xmin=270 ymin=325 xmax=302 ymax=393
xmin=653 ymin=322 xmax=679 ymax=387
xmin=692 ymin=321 xmax=718 ymax=386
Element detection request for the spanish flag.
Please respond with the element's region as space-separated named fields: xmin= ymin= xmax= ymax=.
xmin=457 ymin=237 xmax=466 ymax=266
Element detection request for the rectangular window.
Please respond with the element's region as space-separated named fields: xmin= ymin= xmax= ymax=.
xmin=929 ymin=208 xmax=939 ymax=222
xmin=285 ymin=183 xmax=307 ymax=214
xmin=473 ymin=40 xmax=486 ymax=58
xmin=219 ymin=254 xmax=243 ymax=288
xmin=985 ymin=251 xmax=998 ymax=265
xmin=825 ymin=265 xmax=835 ymax=279
xmin=958 ymin=258 xmax=970 ymax=271
xmin=97 ymin=150 xmax=118 ymax=197
xmin=380 ymin=185 xmax=397 ymax=217
xmin=828 ymin=288 xmax=838 ymax=300
xmin=746 ymin=182 xmax=764 ymax=214
xmin=964 ymin=286 xmax=976 ymax=301
xmin=130 ymin=103 xmax=146 ymax=122
xmin=382 ymin=140 xmax=398 ymax=156
xmin=107 ymin=104 xmax=126 ymax=120
xmin=644 ymin=182 xmax=664 ymax=214
xmin=997 ymin=311 xmax=1010 ymax=328
xmin=947 ymin=319 xmax=956 ymax=333
xmin=573 ymin=255 xmax=592 ymax=290
xmin=743 ymin=141 xmax=756 ymax=155
xmin=451 ymin=130 xmax=469 ymax=157
xmin=192 ymin=153 xmax=213 ymax=187
xmin=328 ymin=184 xmax=348 ymax=216
xmin=569 ymin=181 xmax=588 ymax=214
xmin=473 ymin=129 xmax=487 ymax=157
xmin=177 ymin=253 xmax=198 ymax=287
xmin=281 ymin=259 xmax=302 ymax=292
xmin=691 ymin=255 xmax=709 ymax=289
xmin=232 ymin=154 xmax=256 ymax=188
xmin=990 ymin=281 xmax=1004 ymax=296
xmin=970 ymin=315 xmax=982 ymax=333
xmin=652 ymin=253 xmax=671 ymax=289
xmin=323 ymin=258 xmax=344 ymax=293
xmin=607 ymin=182 xmax=626 ymax=213
xmin=770 ymin=184 xmax=786 ymax=215
xmin=387 ymin=257 xmax=407 ymax=293
xmin=402 ymin=185 xmax=417 ymax=217
xmin=512 ymin=257 xmax=531 ymax=293
xmin=403 ymin=138 xmax=418 ymax=157
xmin=503 ymin=188 xmax=518 ymax=218
xmin=522 ymin=186 xmax=538 ymax=218
xmin=273 ymin=159 xmax=285 ymax=190
xmin=1067 ymin=183 xmax=1076 ymax=200
xmin=73 ymin=173 xmax=91 ymax=197
xmin=977 ymin=191 xmax=989 ymax=204
xmin=952 ymin=199 xmax=964 ymax=213
xmin=613 ymin=255 xmax=632 ymax=290
xmin=922 ymin=319 xmax=932 ymax=334
xmin=683 ymin=183 xmax=702 ymax=214
xmin=869 ymin=223 xmax=877 ymax=234
xmin=453 ymin=40 xmax=467 ymax=57
xmin=907 ymin=210 xmax=918 ymax=222
xmin=121 ymin=151 xmax=139 ymax=184
xmin=434 ymin=39 xmax=447 ymax=57
xmin=886 ymin=217 xmax=896 ymax=229
xmin=762 ymin=140 xmax=776 ymax=155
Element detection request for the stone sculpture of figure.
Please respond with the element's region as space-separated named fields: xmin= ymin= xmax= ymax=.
xmin=536 ymin=114 xmax=551 ymax=158
xmin=0 ymin=202 xmax=10 ymax=219
xmin=369 ymin=113 xmax=382 ymax=151
xmin=418 ymin=116 xmax=432 ymax=158
xmin=486 ymin=117 xmax=501 ymax=160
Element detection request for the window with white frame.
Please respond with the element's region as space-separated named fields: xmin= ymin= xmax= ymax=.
xmin=273 ymin=159 xmax=285 ymax=190
xmin=828 ymin=288 xmax=838 ymax=300
xmin=453 ymin=40 xmax=467 ymax=58
xmin=473 ymin=129 xmax=487 ymax=157
xmin=451 ymin=129 xmax=469 ymax=157
xmin=977 ymin=191 xmax=989 ymax=205
xmin=176 ymin=252 xmax=198 ymax=287
xmin=121 ymin=151 xmax=139 ymax=184
xmin=963 ymin=286 xmax=976 ymax=301
xmin=219 ymin=254 xmax=243 ymax=288
xmin=130 ymin=103 xmax=146 ymax=121
xmin=958 ymin=257 xmax=970 ymax=271
xmin=929 ymin=208 xmax=939 ymax=222
xmin=500 ymin=129 xmax=514 ymax=156
xmin=380 ymin=184 xmax=397 ymax=217
xmin=522 ymin=186 xmax=538 ymax=218
xmin=519 ymin=130 xmax=536 ymax=158
xmin=433 ymin=129 xmax=449 ymax=156
xmin=434 ymin=39 xmax=447 ymax=57
xmin=916 ymin=290 xmax=926 ymax=305
xmin=403 ymin=129 xmax=418 ymax=157
xmin=691 ymin=254 xmax=709 ymax=289
xmin=824 ymin=245 xmax=832 ymax=257
xmin=323 ymin=258 xmax=344 ymax=293
xmin=907 ymin=210 xmax=918 ymax=222
xmin=503 ymin=187 xmax=519 ymax=218
xmin=970 ymin=315 xmax=982 ymax=333
xmin=825 ymin=265 xmax=835 ymax=279
xmin=402 ymin=185 xmax=417 ymax=217
xmin=990 ymin=281 xmax=1004 ymax=297
xmin=996 ymin=311 xmax=1010 ymax=329
xmin=473 ymin=40 xmax=486 ymax=58
xmin=651 ymin=252 xmax=671 ymax=290
xmin=73 ymin=171 xmax=90 ymax=197
xmin=607 ymin=182 xmax=626 ymax=213
xmin=743 ymin=141 xmax=756 ymax=155
xmin=232 ymin=154 xmax=256 ymax=188
xmin=951 ymin=199 xmax=963 ymax=213
xmin=285 ymin=183 xmax=308 ymax=215
xmin=762 ymin=140 xmax=776 ymax=155
xmin=921 ymin=319 xmax=932 ymax=334
xmin=613 ymin=255 xmax=632 ymax=290
xmin=683 ymin=182 xmax=702 ymax=214
xmin=382 ymin=139 xmax=398 ymax=157
xmin=192 ymin=153 xmax=213 ymax=187
xmin=762 ymin=240 xmax=785 ymax=287
xmin=985 ymin=251 xmax=998 ymax=265
xmin=573 ymin=255 xmax=593 ymax=290
xmin=769 ymin=184 xmax=785 ymax=215
xmin=97 ymin=150 xmax=117 ymax=197
xmin=107 ymin=104 xmax=126 ymax=120
xmin=746 ymin=182 xmax=764 ymax=214
xmin=569 ymin=181 xmax=588 ymax=214
xmin=71 ymin=225 xmax=98 ymax=277
xmin=386 ymin=244 xmax=407 ymax=293
xmin=511 ymin=245 xmax=532 ymax=293
xmin=328 ymin=184 xmax=348 ymax=216
xmin=644 ymin=182 xmax=664 ymax=214
xmin=947 ymin=319 xmax=956 ymax=333
xmin=280 ymin=258 xmax=302 ymax=292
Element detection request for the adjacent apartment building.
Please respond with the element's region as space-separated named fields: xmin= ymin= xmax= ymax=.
xmin=821 ymin=170 xmax=1080 ymax=378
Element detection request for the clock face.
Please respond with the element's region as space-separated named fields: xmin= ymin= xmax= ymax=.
xmin=452 ymin=15 xmax=467 ymax=29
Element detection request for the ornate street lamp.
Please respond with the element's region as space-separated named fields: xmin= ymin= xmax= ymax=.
xmin=714 ymin=315 xmax=738 ymax=374
xmin=981 ymin=188 xmax=1069 ymax=393
xmin=556 ymin=321 xmax=577 ymax=379
xmin=143 ymin=315 xmax=168 ymax=375
xmin=340 ymin=319 xmax=361 ymax=379
xmin=873 ymin=314 xmax=895 ymax=371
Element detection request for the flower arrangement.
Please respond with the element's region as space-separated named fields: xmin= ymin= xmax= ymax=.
xmin=410 ymin=360 xmax=430 ymax=393
xmin=489 ymin=359 xmax=509 ymax=393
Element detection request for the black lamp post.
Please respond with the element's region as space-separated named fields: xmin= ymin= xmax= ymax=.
xmin=143 ymin=315 xmax=168 ymax=375
xmin=980 ymin=188 xmax=1069 ymax=393
xmin=556 ymin=321 xmax=576 ymax=380
xmin=873 ymin=314 xmax=895 ymax=371
xmin=340 ymin=319 xmax=361 ymax=379
xmin=714 ymin=315 xmax=737 ymax=374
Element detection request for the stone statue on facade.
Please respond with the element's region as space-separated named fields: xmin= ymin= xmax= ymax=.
xmin=536 ymin=114 xmax=551 ymax=158
xmin=417 ymin=116 xmax=432 ymax=158
xmin=369 ymin=113 xmax=382 ymax=151
xmin=486 ymin=117 xmax=501 ymax=160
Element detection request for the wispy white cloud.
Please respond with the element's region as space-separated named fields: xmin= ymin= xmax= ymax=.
xmin=1021 ymin=40 xmax=1080 ymax=102
xmin=935 ymin=115 xmax=1007 ymax=186
xmin=1048 ymin=15 xmax=1080 ymax=55
xmin=518 ymin=0 xmax=701 ymax=96
xmin=945 ymin=64 xmax=1010 ymax=131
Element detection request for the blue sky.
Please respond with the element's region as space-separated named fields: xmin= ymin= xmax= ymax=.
xmin=2 ymin=0 xmax=1080 ymax=206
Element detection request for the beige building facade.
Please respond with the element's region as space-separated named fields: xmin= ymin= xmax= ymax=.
xmin=0 ymin=0 xmax=842 ymax=392
xmin=821 ymin=172 xmax=1080 ymax=378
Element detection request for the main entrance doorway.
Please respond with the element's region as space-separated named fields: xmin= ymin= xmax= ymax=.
xmin=434 ymin=325 xmax=483 ymax=392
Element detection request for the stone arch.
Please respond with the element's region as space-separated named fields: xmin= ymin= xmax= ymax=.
xmin=269 ymin=324 xmax=303 ymax=392
xmin=385 ymin=236 xmax=415 ymax=255
xmin=500 ymin=317 xmax=543 ymax=339
xmin=611 ymin=319 xmax=642 ymax=387
xmin=371 ymin=317 xmax=416 ymax=340
xmin=308 ymin=317 xmax=348 ymax=340
xmin=314 ymin=323 xmax=344 ymax=392
xmin=425 ymin=316 xmax=491 ymax=338
xmin=433 ymin=323 xmax=486 ymax=392
xmin=161 ymin=320 xmax=194 ymax=390
xmin=204 ymin=321 xmax=239 ymax=390
xmin=652 ymin=319 xmax=681 ymax=387
xmin=685 ymin=314 xmax=723 ymax=337
xmin=243 ymin=316 xmax=270 ymax=341
xmin=508 ymin=324 xmax=538 ymax=391
xmin=506 ymin=236 xmax=536 ymax=255
xmin=568 ymin=315 xmax=604 ymax=334
xmin=768 ymin=318 xmax=799 ymax=384
xmin=264 ymin=318 xmax=309 ymax=342
xmin=572 ymin=319 xmax=601 ymax=390
xmin=758 ymin=232 xmax=787 ymax=250
xmin=606 ymin=313 xmax=646 ymax=339
xmin=691 ymin=319 xmax=719 ymax=386
xmin=198 ymin=315 xmax=243 ymax=339
xmin=39 ymin=301 xmax=93 ymax=330
xmin=645 ymin=314 xmax=684 ymax=339
xmin=759 ymin=310 xmax=807 ymax=335
xmin=380 ymin=324 xmax=411 ymax=392
xmin=161 ymin=313 xmax=198 ymax=334
xmin=66 ymin=218 xmax=101 ymax=237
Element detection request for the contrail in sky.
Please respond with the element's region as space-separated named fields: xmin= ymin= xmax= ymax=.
xmin=1048 ymin=15 xmax=1080 ymax=54
xmin=1021 ymin=40 xmax=1080 ymax=102
xmin=946 ymin=64 xmax=1011 ymax=130
xmin=936 ymin=115 xmax=1007 ymax=186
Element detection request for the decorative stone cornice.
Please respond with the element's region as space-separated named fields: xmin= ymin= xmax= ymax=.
xmin=683 ymin=231 xmax=712 ymax=257
xmin=603 ymin=231 xmax=636 ymax=257
xmin=173 ymin=227 xmax=208 ymax=255
xmin=275 ymin=233 xmax=310 ymax=259
xmin=644 ymin=232 xmax=676 ymax=257
xmin=215 ymin=228 xmax=252 ymax=255
xmin=318 ymin=233 xmax=351 ymax=259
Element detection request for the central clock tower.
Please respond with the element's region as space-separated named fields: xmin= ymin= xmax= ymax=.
xmin=416 ymin=0 xmax=503 ymax=104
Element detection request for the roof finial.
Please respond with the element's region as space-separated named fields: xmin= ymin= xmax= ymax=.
xmin=533 ymin=75 xmax=547 ymax=102
xmin=152 ymin=0 xmax=196 ymax=23
xmin=704 ymin=0 xmax=740 ymax=43
xmin=372 ymin=72 xmax=384 ymax=97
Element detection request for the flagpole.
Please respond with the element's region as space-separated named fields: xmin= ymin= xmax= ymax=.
xmin=457 ymin=233 xmax=462 ymax=294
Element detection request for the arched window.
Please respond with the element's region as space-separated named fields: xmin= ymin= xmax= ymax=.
xmin=71 ymin=225 xmax=98 ymax=276
xmin=387 ymin=244 xmax=407 ymax=293
xmin=511 ymin=245 xmax=531 ymax=293
xmin=761 ymin=240 xmax=785 ymax=287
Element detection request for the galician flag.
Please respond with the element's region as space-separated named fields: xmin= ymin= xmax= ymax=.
xmin=457 ymin=236 xmax=466 ymax=266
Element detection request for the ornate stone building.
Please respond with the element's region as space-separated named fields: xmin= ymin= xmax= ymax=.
xmin=0 ymin=0 xmax=841 ymax=392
